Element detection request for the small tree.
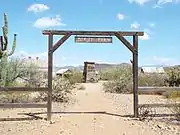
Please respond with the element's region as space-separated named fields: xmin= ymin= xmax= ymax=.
xmin=0 ymin=58 xmax=40 ymax=87
xmin=165 ymin=67 xmax=180 ymax=87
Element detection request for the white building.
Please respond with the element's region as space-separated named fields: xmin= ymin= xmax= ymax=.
xmin=140 ymin=66 xmax=165 ymax=74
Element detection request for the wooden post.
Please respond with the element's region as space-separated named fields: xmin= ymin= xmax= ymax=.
xmin=47 ymin=34 xmax=53 ymax=121
xmin=133 ymin=35 xmax=139 ymax=118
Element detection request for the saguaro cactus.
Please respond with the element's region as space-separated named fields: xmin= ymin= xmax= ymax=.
xmin=0 ymin=13 xmax=17 ymax=59
xmin=0 ymin=13 xmax=17 ymax=86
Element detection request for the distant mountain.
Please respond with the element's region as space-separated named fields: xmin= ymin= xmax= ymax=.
xmin=95 ymin=63 xmax=131 ymax=71
xmin=55 ymin=63 xmax=180 ymax=73
xmin=56 ymin=62 xmax=131 ymax=71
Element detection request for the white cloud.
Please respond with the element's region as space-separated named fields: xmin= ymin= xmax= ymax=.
xmin=130 ymin=22 xmax=151 ymax=40
xmin=143 ymin=56 xmax=180 ymax=66
xmin=128 ymin=0 xmax=151 ymax=5
xmin=153 ymin=0 xmax=180 ymax=8
xmin=153 ymin=4 xmax=163 ymax=8
xmin=128 ymin=0 xmax=180 ymax=7
xmin=27 ymin=4 xmax=49 ymax=13
xmin=144 ymin=28 xmax=155 ymax=35
xmin=149 ymin=23 xmax=155 ymax=27
xmin=14 ymin=51 xmax=48 ymax=60
xmin=33 ymin=15 xmax=66 ymax=29
xmin=61 ymin=56 xmax=67 ymax=61
xmin=153 ymin=56 xmax=180 ymax=66
xmin=12 ymin=51 xmax=70 ymax=67
xmin=139 ymin=32 xmax=150 ymax=40
xmin=130 ymin=21 xmax=140 ymax=29
xmin=117 ymin=13 xmax=125 ymax=20
xmin=157 ymin=0 xmax=173 ymax=5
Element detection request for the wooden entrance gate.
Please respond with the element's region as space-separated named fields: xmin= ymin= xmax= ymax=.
xmin=42 ymin=30 xmax=144 ymax=120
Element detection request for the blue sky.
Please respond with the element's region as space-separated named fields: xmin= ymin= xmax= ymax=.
xmin=0 ymin=0 xmax=180 ymax=67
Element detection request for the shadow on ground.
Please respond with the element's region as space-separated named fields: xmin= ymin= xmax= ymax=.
xmin=0 ymin=111 xmax=178 ymax=122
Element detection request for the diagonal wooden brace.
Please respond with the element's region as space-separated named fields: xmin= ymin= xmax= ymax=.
xmin=115 ymin=32 xmax=137 ymax=54
xmin=50 ymin=33 xmax=71 ymax=54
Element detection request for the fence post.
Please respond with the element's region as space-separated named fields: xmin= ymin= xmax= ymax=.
xmin=133 ymin=35 xmax=139 ymax=118
xmin=47 ymin=34 xmax=53 ymax=121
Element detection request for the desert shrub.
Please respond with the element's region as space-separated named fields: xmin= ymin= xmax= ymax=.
xmin=66 ymin=70 xmax=83 ymax=84
xmin=52 ymin=77 xmax=72 ymax=102
xmin=168 ymin=100 xmax=180 ymax=121
xmin=165 ymin=67 xmax=180 ymax=87
xmin=172 ymin=103 xmax=180 ymax=120
xmin=172 ymin=106 xmax=180 ymax=120
xmin=138 ymin=73 xmax=167 ymax=87
xmin=0 ymin=57 xmax=42 ymax=87
xmin=40 ymin=77 xmax=73 ymax=102
xmin=100 ymin=66 xmax=132 ymax=81
xmin=163 ymin=91 xmax=180 ymax=98
xmin=0 ymin=77 xmax=73 ymax=103
xmin=103 ymin=80 xmax=132 ymax=94
xmin=103 ymin=67 xmax=132 ymax=93
xmin=0 ymin=91 xmax=40 ymax=103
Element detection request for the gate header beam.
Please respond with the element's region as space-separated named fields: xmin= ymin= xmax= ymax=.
xmin=42 ymin=30 xmax=144 ymax=36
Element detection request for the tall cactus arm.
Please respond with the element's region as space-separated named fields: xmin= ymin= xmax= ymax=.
xmin=0 ymin=36 xmax=3 ymax=58
xmin=0 ymin=36 xmax=3 ymax=50
xmin=8 ymin=34 xmax=16 ymax=56
xmin=3 ymin=13 xmax=8 ymax=51
xmin=0 ymin=36 xmax=3 ymax=53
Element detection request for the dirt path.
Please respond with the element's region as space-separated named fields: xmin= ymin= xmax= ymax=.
xmin=0 ymin=82 xmax=179 ymax=135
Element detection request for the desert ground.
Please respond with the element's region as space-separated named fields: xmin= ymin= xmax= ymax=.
xmin=0 ymin=82 xmax=179 ymax=135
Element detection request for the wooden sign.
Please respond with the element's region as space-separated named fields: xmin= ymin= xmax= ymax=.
xmin=75 ymin=36 xmax=112 ymax=43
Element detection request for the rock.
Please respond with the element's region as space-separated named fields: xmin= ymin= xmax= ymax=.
xmin=167 ymin=126 xmax=172 ymax=130
xmin=60 ymin=131 xmax=64 ymax=134
xmin=157 ymin=124 xmax=162 ymax=129
xmin=50 ymin=121 xmax=55 ymax=124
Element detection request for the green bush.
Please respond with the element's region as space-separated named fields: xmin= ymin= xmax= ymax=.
xmin=0 ymin=77 xmax=74 ymax=103
xmin=102 ymin=67 xmax=132 ymax=93
xmin=40 ymin=77 xmax=73 ymax=102
xmin=163 ymin=91 xmax=180 ymax=98
xmin=138 ymin=73 xmax=167 ymax=87
xmin=66 ymin=70 xmax=83 ymax=84
xmin=100 ymin=67 xmax=132 ymax=81
xmin=165 ymin=67 xmax=180 ymax=87
xmin=0 ymin=92 xmax=30 ymax=103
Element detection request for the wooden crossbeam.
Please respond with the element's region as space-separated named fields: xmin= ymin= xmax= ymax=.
xmin=138 ymin=104 xmax=180 ymax=108
xmin=50 ymin=34 xmax=71 ymax=53
xmin=115 ymin=32 xmax=136 ymax=54
xmin=0 ymin=87 xmax=48 ymax=92
xmin=138 ymin=87 xmax=180 ymax=92
xmin=0 ymin=103 xmax=47 ymax=108
xmin=42 ymin=30 xmax=144 ymax=36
